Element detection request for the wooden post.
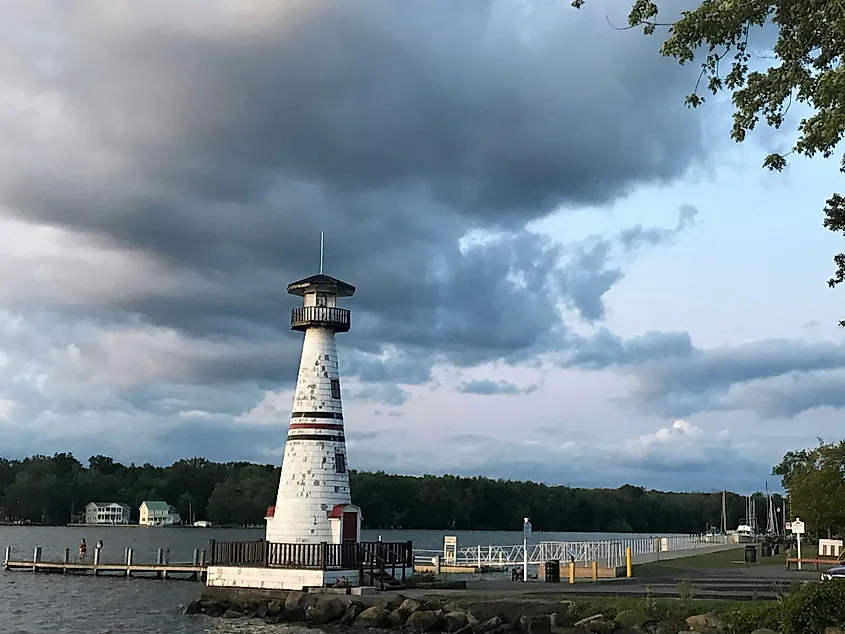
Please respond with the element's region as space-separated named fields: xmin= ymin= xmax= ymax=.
xmin=93 ymin=546 xmax=101 ymax=574
xmin=164 ymin=549 xmax=170 ymax=565
xmin=591 ymin=561 xmax=598 ymax=582
xmin=433 ymin=555 xmax=441 ymax=575
xmin=126 ymin=548 xmax=133 ymax=577
xmin=63 ymin=548 xmax=70 ymax=564
xmin=192 ymin=549 xmax=199 ymax=566
xmin=199 ymin=549 xmax=206 ymax=566
xmin=208 ymin=539 xmax=216 ymax=566
xmin=3 ymin=546 xmax=10 ymax=569
xmin=568 ymin=561 xmax=575 ymax=584
xmin=626 ymin=547 xmax=632 ymax=578
xmin=33 ymin=547 xmax=42 ymax=572
xmin=156 ymin=549 xmax=163 ymax=565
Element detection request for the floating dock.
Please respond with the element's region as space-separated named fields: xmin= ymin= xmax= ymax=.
xmin=3 ymin=545 xmax=208 ymax=581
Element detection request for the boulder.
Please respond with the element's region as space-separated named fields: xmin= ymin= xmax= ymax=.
xmin=182 ymin=600 xmax=202 ymax=616
xmin=521 ymin=614 xmax=551 ymax=634
xmin=386 ymin=595 xmax=407 ymax=611
xmin=614 ymin=610 xmax=647 ymax=629
xmin=307 ymin=596 xmax=347 ymax=624
xmin=340 ymin=601 xmax=366 ymax=626
xmin=467 ymin=612 xmax=479 ymax=627
xmin=401 ymin=598 xmax=424 ymax=614
xmin=476 ymin=616 xmax=504 ymax=633
xmin=267 ymin=600 xmax=282 ymax=617
xmin=407 ymin=610 xmax=441 ymax=633
xmin=390 ymin=608 xmax=412 ymax=627
xmin=223 ymin=610 xmax=243 ymax=619
xmin=453 ymin=626 xmax=474 ymax=634
xmin=686 ymin=614 xmax=722 ymax=632
xmin=285 ymin=591 xmax=305 ymax=611
xmin=203 ymin=601 xmax=225 ymax=618
xmin=254 ymin=601 xmax=269 ymax=618
xmin=357 ymin=605 xmax=392 ymax=629
xmin=445 ymin=612 xmax=469 ymax=633
xmin=281 ymin=605 xmax=306 ymax=622
xmin=826 ymin=628 xmax=845 ymax=634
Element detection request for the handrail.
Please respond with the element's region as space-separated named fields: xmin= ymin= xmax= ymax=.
xmin=208 ymin=539 xmax=411 ymax=574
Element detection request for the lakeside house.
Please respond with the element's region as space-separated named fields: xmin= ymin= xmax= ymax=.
xmin=139 ymin=501 xmax=181 ymax=526
xmin=84 ymin=502 xmax=131 ymax=525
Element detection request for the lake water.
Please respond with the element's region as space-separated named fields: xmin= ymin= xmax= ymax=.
xmin=0 ymin=526 xmax=664 ymax=633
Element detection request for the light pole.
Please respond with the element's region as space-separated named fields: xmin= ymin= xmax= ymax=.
xmin=522 ymin=517 xmax=532 ymax=582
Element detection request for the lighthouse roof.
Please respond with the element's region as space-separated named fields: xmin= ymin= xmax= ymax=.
xmin=287 ymin=274 xmax=356 ymax=298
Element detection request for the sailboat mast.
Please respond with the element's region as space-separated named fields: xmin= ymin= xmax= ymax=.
xmin=721 ymin=491 xmax=727 ymax=534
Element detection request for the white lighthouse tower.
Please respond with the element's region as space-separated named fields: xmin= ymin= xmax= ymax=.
xmin=265 ymin=273 xmax=362 ymax=546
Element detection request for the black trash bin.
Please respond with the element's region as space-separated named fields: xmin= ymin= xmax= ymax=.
xmin=745 ymin=545 xmax=757 ymax=564
xmin=544 ymin=560 xmax=561 ymax=582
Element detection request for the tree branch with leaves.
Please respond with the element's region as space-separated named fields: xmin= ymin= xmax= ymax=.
xmin=573 ymin=0 xmax=845 ymax=324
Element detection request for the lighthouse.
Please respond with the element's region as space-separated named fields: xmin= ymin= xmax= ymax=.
xmin=265 ymin=273 xmax=362 ymax=546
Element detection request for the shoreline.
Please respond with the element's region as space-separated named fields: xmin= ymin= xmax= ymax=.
xmin=188 ymin=586 xmax=784 ymax=634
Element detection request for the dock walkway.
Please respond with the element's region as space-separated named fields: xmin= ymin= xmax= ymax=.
xmin=3 ymin=545 xmax=207 ymax=581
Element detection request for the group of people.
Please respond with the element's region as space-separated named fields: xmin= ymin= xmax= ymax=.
xmin=77 ymin=539 xmax=104 ymax=561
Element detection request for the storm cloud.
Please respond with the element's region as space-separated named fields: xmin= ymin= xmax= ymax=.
xmin=2 ymin=1 xmax=828 ymax=487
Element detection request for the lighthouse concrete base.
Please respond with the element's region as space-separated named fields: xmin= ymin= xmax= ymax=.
xmin=206 ymin=566 xmax=360 ymax=591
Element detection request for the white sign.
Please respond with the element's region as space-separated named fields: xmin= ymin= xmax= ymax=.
xmin=791 ymin=519 xmax=805 ymax=535
xmin=523 ymin=518 xmax=532 ymax=540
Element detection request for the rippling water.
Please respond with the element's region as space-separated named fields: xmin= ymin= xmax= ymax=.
xmin=0 ymin=526 xmax=660 ymax=633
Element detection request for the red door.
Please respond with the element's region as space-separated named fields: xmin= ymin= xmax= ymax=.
xmin=342 ymin=512 xmax=358 ymax=543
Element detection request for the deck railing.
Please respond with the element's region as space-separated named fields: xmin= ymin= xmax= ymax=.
xmin=414 ymin=535 xmax=732 ymax=569
xmin=208 ymin=539 xmax=412 ymax=573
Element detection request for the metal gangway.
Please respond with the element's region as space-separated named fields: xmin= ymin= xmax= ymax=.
xmin=414 ymin=534 xmax=732 ymax=570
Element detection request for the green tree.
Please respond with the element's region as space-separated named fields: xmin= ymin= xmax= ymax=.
xmin=573 ymin=0 xmax=845 ymax=323
xmin=775 ymin=440 xmax=845 ymax=538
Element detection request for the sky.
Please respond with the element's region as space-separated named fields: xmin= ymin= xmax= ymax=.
xmin=0 ymin=1 xmax=841 ymax=495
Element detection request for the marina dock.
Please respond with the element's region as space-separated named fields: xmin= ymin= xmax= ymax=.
xmin=3 ymin=545 xmax=208 ymax=581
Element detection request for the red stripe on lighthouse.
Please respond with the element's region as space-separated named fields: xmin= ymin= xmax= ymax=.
xmin=288 ymin=422 xmax=344 ymax=431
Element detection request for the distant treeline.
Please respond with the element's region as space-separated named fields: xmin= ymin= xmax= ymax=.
xmin=0 ymin=453 xmax=783 ymax=533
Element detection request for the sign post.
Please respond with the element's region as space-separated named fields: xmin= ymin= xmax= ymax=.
xmin=791 ymin=518 xmax=805 ymax=570
xmin=522 ymin=517 xmax=532 ymax=582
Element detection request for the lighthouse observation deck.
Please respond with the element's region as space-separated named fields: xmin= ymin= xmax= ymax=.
xmin=290 ymin=305 xmax=351 ymax=332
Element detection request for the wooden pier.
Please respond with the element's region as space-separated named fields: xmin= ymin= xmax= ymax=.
xmin=3 ymin=545 xmax=208 ymax=581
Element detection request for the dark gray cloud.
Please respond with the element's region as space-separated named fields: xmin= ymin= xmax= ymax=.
xmin=570 ymin=331 xmax=845 ymax=418
xmin=458 ymin=379 xmax=538 ymax=396
xmin=0 ymin=0 xmax=708 ymax=402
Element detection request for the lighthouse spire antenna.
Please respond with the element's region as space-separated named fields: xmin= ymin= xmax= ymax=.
xmin=319 ymin=231 xmax=324 ymax=274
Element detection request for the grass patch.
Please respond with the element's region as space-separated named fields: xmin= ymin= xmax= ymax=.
xmin=635 ymin=544 xmax=815 ymax=576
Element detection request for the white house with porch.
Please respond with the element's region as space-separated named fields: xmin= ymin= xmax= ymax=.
xmin=84 ymin=502 xmax=131 ymax=525
xmin=139 ymin=501 xmax=181 ymax=526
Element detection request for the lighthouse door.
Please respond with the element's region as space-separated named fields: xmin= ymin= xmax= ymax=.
xmin=342 ymin=511 xmax=358 ymax=544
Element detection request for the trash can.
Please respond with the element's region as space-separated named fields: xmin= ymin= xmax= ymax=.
xmin=544 ymin=560 xmax=561 ymax=583
xmin=745 ymin=545 xmax=757 ymax=564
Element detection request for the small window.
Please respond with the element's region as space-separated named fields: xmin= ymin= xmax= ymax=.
xmin=316 ymin=293 xmax=328 ymax=307
xmin=330 ymin=379 xmax=341 ymax=399
xmin=335 ymin=453 xmax=346 ymax=474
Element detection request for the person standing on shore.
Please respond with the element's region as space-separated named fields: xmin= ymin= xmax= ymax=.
xmin=79 ymin=539 xmax=87 ymax=562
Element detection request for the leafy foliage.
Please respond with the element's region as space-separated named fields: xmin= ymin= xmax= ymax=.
xmin=779 ymin=579 xmax=845 ymax=633
xmin=0 ymin=453 xmax=780 ymax=531
xmin=773 ymin=439 xmax=845 ymax=537
xmin=572 ymin=0 xmax=845 ymax=324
